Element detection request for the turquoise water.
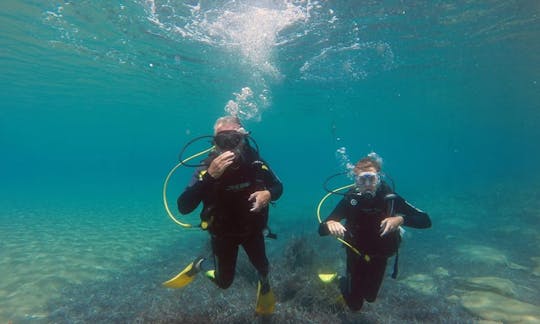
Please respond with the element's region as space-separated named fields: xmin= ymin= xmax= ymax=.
xmin=1 ymin=1 xmax=540 ymax=322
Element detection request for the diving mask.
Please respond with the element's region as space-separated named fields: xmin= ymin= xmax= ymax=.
xmin=213 ymin=130 xmax=248 ymax=168
xmin=355 ymin=171 xmax=381 ymax=197
xmin=214 ymin=130 xmax=246 ymax=151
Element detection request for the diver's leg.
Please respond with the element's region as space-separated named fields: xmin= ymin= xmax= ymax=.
xmin=362 ymin=257 xmax=388 ymax=302
xmin=340 ymin=250 xmax=365 ymax=311
xmin=242 ymin=232 xmax=275 ymax=315
xmin=241 ymin=232 xmax=269 ymax=278
xmin=211 ymin=234 xmax=239 ymax=289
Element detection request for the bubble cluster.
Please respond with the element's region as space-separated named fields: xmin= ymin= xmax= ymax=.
xmin=144 ymin=0 xmax=319 ymax=121
xmin=224 ymin=87 xmax=271 ymax=121
xmin=336 ymin=146 xmax=355 ymax=178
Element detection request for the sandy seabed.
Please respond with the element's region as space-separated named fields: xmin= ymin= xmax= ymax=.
xmin=1 ymin=185 xmax=539 ymax=323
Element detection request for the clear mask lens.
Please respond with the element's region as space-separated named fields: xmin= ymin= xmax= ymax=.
xmin=355 ymin=172 xmax=380 ymax=188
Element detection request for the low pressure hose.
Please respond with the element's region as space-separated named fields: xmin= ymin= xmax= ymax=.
xmin=162 ymin=146 xmax=214 ymax=228
xmin=316 ymin=183 xmax=362 ymax=256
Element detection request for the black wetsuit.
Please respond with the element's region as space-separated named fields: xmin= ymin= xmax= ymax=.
xmin=319 ymin=182 xmax=431 ymax=311
xmin=177 ymin=145 xmax=283 ymax=288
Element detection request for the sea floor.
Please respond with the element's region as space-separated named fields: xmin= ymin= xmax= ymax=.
xmin=1 ymin=183 xmax=539 ymax=323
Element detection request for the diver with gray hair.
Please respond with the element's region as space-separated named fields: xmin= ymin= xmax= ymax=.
xmin=165 ymin=115 xmax=283 ymax=315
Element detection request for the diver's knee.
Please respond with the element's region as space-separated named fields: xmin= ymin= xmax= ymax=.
xmin=365 ymin=296 xmax=377 ymax=303
xmin=345 ymin=297 xmax=364 ymax=312
xmin=216 ymin=282 xmax=232 ymax=289
xmin=215 ymin=277 xmax=234 ymax=289
xmin=364 ymin=289 xmax=379 ymax=302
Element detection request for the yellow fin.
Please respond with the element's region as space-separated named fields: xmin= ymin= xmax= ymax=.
xmin=318 ymin=273 xmax=338 ymax=283
xmin=255 ymin=281 xmax=276 ymax=315
xmin=162 ymin=262 xmax=197 ymax=288
xmin=204 ymin=270 xmax=215 ymax=280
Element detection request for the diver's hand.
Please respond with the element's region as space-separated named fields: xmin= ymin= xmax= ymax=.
xmin=207 ymin=151 xmax=235 ymax=179
xmin=380 ymin=215 xmax=404 ymax=237
xmin=248 ymin=190 xmax=271 ymax=212
xmin=326 ymin=220 xmax=346 ymax=239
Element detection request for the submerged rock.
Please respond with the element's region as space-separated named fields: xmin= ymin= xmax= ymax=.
xmin=508 ymin=262 xmax=528 ymax=271
xmin=456 ymin=245 xmax=508 ymax=266
xmin=456 ymin=276 xmax=517 ymax=297
xmin=433 ymin=266 xmax=449 ymax=278
xmin=401 ymin=274 xmax=437 ymax=295
xmin=456 ymin=245 xmax=526 ymax=269
xmin=461 ymin=291 xmax=540 ymax=323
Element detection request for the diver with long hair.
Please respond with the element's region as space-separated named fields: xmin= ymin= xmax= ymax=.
xmin=318 ymin=153 xmax=431 ymax=311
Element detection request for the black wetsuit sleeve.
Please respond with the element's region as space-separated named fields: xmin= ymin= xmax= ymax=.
xmin=393 ymin=195 xmax=431 ymax=228
xmin=177 ymin=168 xmax=216 ymax=215
xmin=318 ymin=197 xmax=348 ymax=236
xmin=255 ymin=159 xmax=283 ymax=201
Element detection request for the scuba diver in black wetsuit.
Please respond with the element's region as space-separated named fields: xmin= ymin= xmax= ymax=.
xmin=166 ymin=116 xmax=283 ymax=315
xmin=318 ymin=153 xmax=431 ymax=311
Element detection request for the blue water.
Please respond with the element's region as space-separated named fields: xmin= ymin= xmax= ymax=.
xmin=1 ymin=1 xmax=540 ymax=322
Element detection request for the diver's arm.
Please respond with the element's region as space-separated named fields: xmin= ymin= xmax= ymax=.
xmin=325 ymin=220 xmax=347 ymax=238
xmin=247 ymin=160 xmax=283 ymax=212
xmin=177 ymin=169 xmax=216 ymax=214
xmin=248 ymin=190 xmax=271 ymax=212
xmin=256 ymin=159 xmax=283 ymax=201
xmin=319 ymin=199 xmax=348 ymax=236
xmin=268 ymin=180 xmax=283 ymax=202
xmin=393 ymin=195 xmax=431 ymax=228
xmin=380 ymin=215 xmax=404 ymax=236
xmin=207 ymin=151 xmax=235 ymax=178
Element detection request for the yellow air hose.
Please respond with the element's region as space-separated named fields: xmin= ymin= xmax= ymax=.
xmin=316 ymin=183 xmax=362 ymax=256
xmin=162 ymin=146 xmax=214 ymax=228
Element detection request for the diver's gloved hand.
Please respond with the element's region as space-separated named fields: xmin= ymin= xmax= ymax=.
xmin=380 ymin=215 xmax=404 ymax=237
xmin=325 ymin=220 xmax=346 ymax=239
xmin=208 ymin=151 xmax=236 ymax=178
xmin=249 ymin=190 xmax=271 ymax=212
